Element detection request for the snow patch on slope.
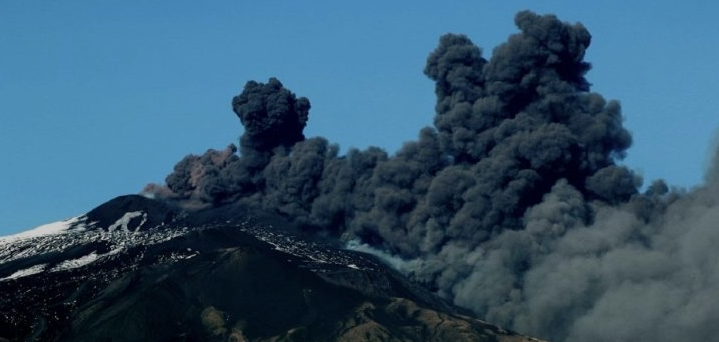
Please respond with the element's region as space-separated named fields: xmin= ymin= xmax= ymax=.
xmin=51 ymin=252 xmax=99 ymax=272
xmin=0 ymin=217 xmax=82 ymax=243
xmin=0 ymin=264 xmax=47 ymax=281
xmin=107 ymin=211 xmax=146 ymax=232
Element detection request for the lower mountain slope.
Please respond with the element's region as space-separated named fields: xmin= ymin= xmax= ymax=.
xmin=0 ymin=195 xmax=545 ymax=342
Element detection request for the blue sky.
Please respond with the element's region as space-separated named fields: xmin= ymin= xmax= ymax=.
xmin=1 ymin=1 xmax=718 ymax=236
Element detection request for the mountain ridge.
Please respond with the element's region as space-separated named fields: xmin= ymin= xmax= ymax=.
xmin=0 ymin=195 xmax=546 ymax=342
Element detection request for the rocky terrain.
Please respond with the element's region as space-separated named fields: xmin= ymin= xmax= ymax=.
xmin=0 ymin=195 xmax=545 ymax=342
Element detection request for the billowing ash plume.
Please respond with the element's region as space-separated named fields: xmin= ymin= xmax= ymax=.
xmin=233 ymin=77 xmax=310 ymax=151
xmin=146 ymin=11 xmax=719 ymax=342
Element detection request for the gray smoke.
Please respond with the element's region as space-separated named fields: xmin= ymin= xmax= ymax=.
xmin=146 ymin=11 xmax=719 ymax=342
xmin=445 ymin=173 xmax=719 ymax=342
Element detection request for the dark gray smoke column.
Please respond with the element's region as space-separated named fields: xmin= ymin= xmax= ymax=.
xmin=232 ymin=77 xmax=311 ymax=171
xmin=403 ymin=10 xmax=639 ymax=252
xmin=232 ymin=77 xmax=310 ymax=152
xmin=157 ymin=78 xmax=310 ymax=205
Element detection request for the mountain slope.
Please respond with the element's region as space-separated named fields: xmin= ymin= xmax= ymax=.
xmin=0 ymin=195 xmax=545 ymax=342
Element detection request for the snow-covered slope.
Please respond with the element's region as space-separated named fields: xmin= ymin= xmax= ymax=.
xmin=0 ymin=217 xmax=82 ymax=244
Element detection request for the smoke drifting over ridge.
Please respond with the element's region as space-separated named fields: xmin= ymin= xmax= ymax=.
xmin=146 ymin=11 xmax=719 ymax=342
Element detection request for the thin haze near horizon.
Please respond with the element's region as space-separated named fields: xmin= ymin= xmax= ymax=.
xmin=1 ymin=1 xmax=718 ymax=236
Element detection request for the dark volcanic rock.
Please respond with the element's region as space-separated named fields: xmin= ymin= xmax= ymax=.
xmin=0 ymin=196 xmax=544 ymax=342
xmin=81 ymin=195 xmax=181 ymax=232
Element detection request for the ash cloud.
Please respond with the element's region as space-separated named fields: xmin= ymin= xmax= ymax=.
xmin=232 ymin=77 xmax=310 ymax=161
xmin=146 ymin=11 xmax=719 ymax=342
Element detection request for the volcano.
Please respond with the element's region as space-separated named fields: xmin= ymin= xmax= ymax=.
xmin=0 ymin=195 xmax=544 ymax=342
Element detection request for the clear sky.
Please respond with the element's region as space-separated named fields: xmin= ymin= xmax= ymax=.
xmin=1 ymin=1 xmax=718 ymax=236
